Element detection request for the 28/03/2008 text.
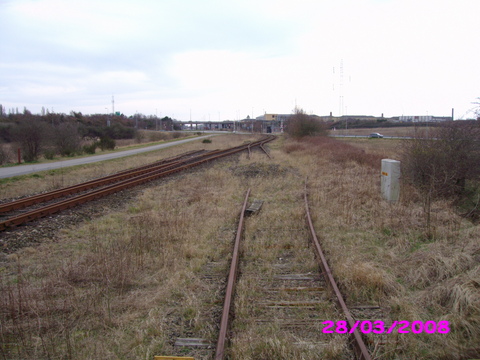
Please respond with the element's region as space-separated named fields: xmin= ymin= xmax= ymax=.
xmin=322 ymin=320 xmax=450 ymax=334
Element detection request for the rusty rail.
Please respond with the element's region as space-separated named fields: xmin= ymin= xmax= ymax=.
xmin=0 ymin=136 xmax=275 ymax=231
xmin=259 ymin=144 xmax=272 ymax=159
xmin=304 ymin=179 xmax=372 ymax=360
xmin=0 ymin=150 xmax=206 ymax=214
xmin=215 ymin=188 xmax=250 ymax=360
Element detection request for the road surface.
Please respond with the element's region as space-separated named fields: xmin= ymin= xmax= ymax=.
xmin=0 ymin=135 xmax=213 ymax=179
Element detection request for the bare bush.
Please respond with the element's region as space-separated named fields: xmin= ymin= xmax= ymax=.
xmin=52 ymin=122 xmax=82 ymax=157
xmin=98 ymin=136 xmax=115 ymax=150
xmin=0 ymin=144 xmax=12 ymax=164
xmin=285 ymin=108 xmax=327 ymax=138
xmin=402 ymin=121 xmax=480 ymax=198
xmin=11 ymin=115 xmax=48 ymax=162
xmin=172 ymin=131 xmax=182 ymax=139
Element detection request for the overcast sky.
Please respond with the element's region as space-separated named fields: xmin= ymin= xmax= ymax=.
xmin=1 ymin=0 xmax=479 ymax=120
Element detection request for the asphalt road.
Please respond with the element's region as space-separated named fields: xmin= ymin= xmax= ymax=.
xmin=0 ymin=135 xmax=213 ymax=179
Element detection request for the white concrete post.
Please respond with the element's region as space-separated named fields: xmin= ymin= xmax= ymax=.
xmin=381 ymin=159 xmax=401 ymax=203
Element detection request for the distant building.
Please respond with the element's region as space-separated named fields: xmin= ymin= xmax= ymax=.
xmin=255 ymin=113 xmax=291 ymax=121
xmin=249 ymin=113 xmax=292 ymax=133
xmin=398 ymin=115 xmax=452 ymax=122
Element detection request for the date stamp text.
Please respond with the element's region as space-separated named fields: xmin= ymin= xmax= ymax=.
xmin=322 ymin=320 xmax=450 ymax=334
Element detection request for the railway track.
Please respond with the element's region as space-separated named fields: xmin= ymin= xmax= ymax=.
xmin=304 ymin=180 xmax=372 ymax=360
xmin=166 ymin=184 xmax=373 ymax=359
xmin=237 ymin=186 xmax=370 ymax=359
xmin=0 ymin=136 xmax=275 ymax=231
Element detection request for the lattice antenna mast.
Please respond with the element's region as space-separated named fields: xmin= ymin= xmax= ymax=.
xmin=112 ymin=95 xmax=115 ymax=115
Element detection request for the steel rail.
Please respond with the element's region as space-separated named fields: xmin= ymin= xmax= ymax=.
xmin=0 ymin=139 xmax=267 ymax=215
xmin=0 ymin=136 xmax=273 ymax=215
xmin=0 ymin=136 xmax=275 ymax=230
xmin=0 ymin=150 xmax=207 ymax=213
xmin=259 ymin=144 xmax=272 ymax=159
xmin=304 ymin=179 xmax=372 ymax=360
xmin=215 ymin=188 xmax=250 ymax=360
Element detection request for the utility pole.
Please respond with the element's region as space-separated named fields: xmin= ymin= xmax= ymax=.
xmin=339 ymin=59 xmax=344 ymax=116
xmin=105 ymin=108 xmax=110 ymax=127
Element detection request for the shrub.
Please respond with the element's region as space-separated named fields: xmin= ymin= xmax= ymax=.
xmin=43 ymin=149 xmax=56 ymax=160
xmin=285 ymin=108 xmax=326 ymax=138
xmin=0 ymin=125 xmax=12 ymax=142
xmin=202 ymin=139 xmax=212 ymax=143
xmin=135 ymin=131 xmax=144 ymax=143
xmin=52 ymin=122 xmax=81 ymax=157
xmin=172 ymin=132 xmax=182 ymax=139
xmin=0 ymin=144 xmax=11 ymax=165
xmin=79 ymin=123 xmax=136 ymax=140
xmin=401 ymin=121 xmax=480 ymax=228
xmin=401 ymin=121 xmax=480 ymax=198
xmin=83 ymin=142 xmax=97 ymax=154
xmin=11 ymin=115 xmax=48 ymax=162
xmin=98 ymin=136 xmax=116 ymax=151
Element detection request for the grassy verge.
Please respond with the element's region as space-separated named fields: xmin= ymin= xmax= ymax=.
xmin=0 ymin=134 xmax=231 ymax=198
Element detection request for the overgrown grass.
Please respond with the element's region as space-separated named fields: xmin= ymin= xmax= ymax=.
xmin=296 ymin=136 xmax=480 ymax=359
xmin=0 ymin=134 xmax=478 ymax=359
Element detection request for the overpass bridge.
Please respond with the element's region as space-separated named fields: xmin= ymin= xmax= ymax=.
xmin=177 ymin=119 xmax=283 ymax=133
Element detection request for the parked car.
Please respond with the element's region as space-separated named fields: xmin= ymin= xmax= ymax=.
xmin=368 ymin=132 xmax=384 ymax=138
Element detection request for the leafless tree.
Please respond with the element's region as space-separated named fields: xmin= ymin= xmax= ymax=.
xmin=52 ymin=122 xmax=82 ymax=156
xmin=11 ymin=115 xmax=48 ymax=162
xmin=286 ymin=108 xmax=327 ymax=138
xmin=402 ymin=121 xmax=480 ymax=230
xmin=402 ymin=121 xmax=480 ymax=198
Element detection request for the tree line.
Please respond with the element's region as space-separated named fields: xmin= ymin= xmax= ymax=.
xmin=0 ymin=108 xmax=174 ymax=164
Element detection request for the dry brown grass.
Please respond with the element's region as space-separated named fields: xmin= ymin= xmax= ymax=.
xmin=0 ymin=133 xmax=479 ymax=359
xmin=297 ymin=136 xmax=480 ymax=359
xmin=329 ymin=126 xmax=421 ymax=138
